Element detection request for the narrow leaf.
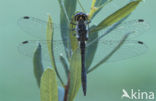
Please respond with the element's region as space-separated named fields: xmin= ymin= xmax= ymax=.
xmin=46 ymin=16 xmax=64 ymax=86
xmin=95 ymin=0 xmax=108 ymax=6
xmin=64 ymin=0 xmax=77 ymax=19
xmin=40 ymin=68 xmax=58 ymax=101
xmin=68 ymin=49 xmax=81 ymax=101
xmin=86 ymin=26 xmax=98 ymax=70
xmin=88 ymin=31 xmax=132 ymax=73
xmin=78 ymin=0 xmax=86 ymax=13
xmin=91 ymin=0 xmax=142 ymax=32
xmin=89 ymin=0 xmax=112 ymax=19
xmin=69 ymin=12 xmax=80 ymax=52
xmin=86 ymin=15 xmax=129 ymax=71
xmin=60 ymin=0 xmax=77 ymax=60
xmin=46 ymin=16 xmax=54 ymax=66
xmin=33 ymin=43 xmax=44 ymax=87
xmin=59 ymin=55 xmax=69 ymax=78
xmin=57 ymin=0 xmax=70 ymax=23
xmin=86 ymin=16 xmax=129 ymax=73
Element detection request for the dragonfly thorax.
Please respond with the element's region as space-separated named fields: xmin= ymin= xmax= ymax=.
xmin=76 ymin=20 xmax=88 ymax=42
xmin=78 ymin=21 xmax=86 ymax=30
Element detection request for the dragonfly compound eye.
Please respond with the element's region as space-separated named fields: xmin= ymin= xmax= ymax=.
xmin=74 ymin=12 xmax=88 ymax=21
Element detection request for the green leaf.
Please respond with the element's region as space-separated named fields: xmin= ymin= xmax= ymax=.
xmin=46 ymin=16 xmax=64 ymax=86
xmin=87 ymin=16 xmax=129 ymax=73
xmin=33 ymin=43 xmax=44 ymax=87
xmin=95 ymin=0 xmax=109 ymax=6
xmin=88 ymin=31 xmax=132 ymax=73
xmin=64 ymin=0 xmax=77 ymax=18
xmin=78 ymin=0 xmax=86 ymax=12
xmin=59 ymin=0 xmax=77 ymax=60
xmin=92 ymin=0 xmax=112 ymax=19
xmin=68 ymin=49 xmax=81 ymax=101
xmin=87 ymin=15 xmax=129 ymax=71
xmin=59 ymin=55 xmax=69 ymax=78
xmin=91 ymin=0 xmax=142 ymax=32
xmin=40 ymin=68 xmax=58 ymax=101
xmin=85 ymin=26 xmax=98 ymax=70
xmin=46 ymin=16 xmax=55 ymax=67
xmin=69 ymin=12 xmax=80 ymax=52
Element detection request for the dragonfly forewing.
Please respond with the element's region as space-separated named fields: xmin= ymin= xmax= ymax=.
xmin=96 ymin=19 xmax=149 ymax=42
xmin=18 ymin=16 xmax=72 ymax=40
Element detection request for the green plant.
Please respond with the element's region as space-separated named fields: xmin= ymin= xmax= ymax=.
xmin=33 ymin=0 xmax=143 ymax=101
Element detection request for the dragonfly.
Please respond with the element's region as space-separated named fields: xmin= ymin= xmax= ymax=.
xmin=18 ymin=13 xmax=149 ymax=96
xmin=71 ymin=12 xmax=90 ymax=96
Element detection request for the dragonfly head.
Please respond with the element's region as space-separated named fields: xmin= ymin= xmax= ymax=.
xmin=74 ymin=12 xmax=88 ymax=22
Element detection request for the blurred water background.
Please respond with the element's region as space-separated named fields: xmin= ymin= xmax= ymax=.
xmin=0 ymin=0 xmax=156 ymax=101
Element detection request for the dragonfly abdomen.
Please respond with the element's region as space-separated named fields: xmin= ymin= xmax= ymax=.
xmin=80 ymin=41 xmax=87 ymax=96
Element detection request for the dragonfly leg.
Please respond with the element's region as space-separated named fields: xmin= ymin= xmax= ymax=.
xmin=85 ymin=37 xmax=88 ymax=41
xmin=70 ymin=22 xmax=76 ymax=25
xmin=87 ymin=20 xmax=91 ymax=24
xmin=72 ymin=32 xmax=76 ymax=36
xmin=71 ymin=28 xmax=76 ymax=31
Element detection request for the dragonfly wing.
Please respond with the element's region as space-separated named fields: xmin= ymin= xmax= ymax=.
xmin=86 ymin=39 xmax=147 ymax=67
xmin=97 ymin=19 xmax=149 ymax=41
xmin=18 ymin=16 xmax=47 ymax=39
xmin=18 ymin=40 xmax=69 ymax=66
xmin=84 ymin=19 xmax=149 ymax=66
xmin=18 ymin=16 xmax=70 ymax=40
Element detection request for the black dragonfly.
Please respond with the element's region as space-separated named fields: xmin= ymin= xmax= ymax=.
xmin=18 ymin=13 xmax=149 ymax=96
